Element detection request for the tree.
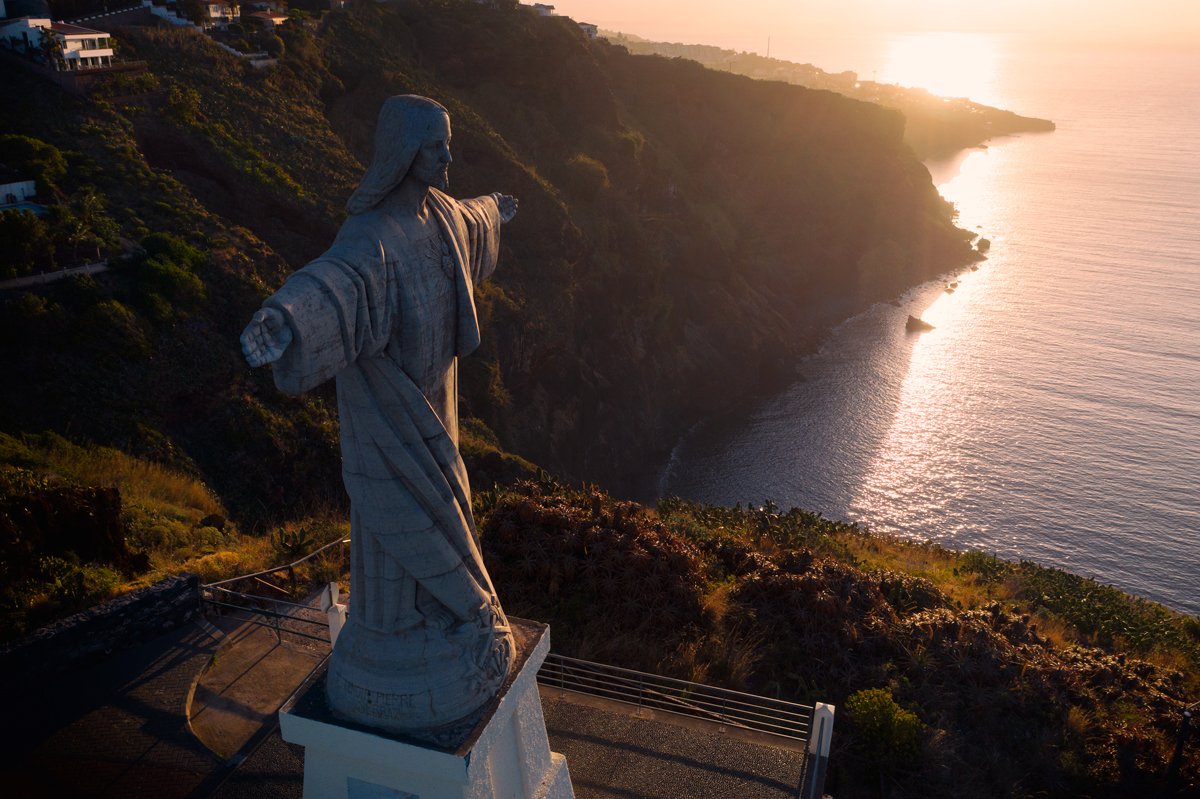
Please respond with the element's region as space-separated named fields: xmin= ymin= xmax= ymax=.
xmin=38 ymin=30 xmax=65 ymax=71
xmin=0 ymin=136 xmax=68 ymax=197
xmin=0 ymin=210 xmax=56 ymax=278
xmin=70 ymin=187 xmax=120 ymax=260
xmin=48 ymin=205 xmax=88 ymax=265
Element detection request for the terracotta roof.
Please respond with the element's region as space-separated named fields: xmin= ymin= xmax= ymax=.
xmin=50 ymin=21 xmax=107 ymax=35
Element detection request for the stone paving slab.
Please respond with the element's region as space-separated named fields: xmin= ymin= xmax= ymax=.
xmin=0 ymin=622 xmax=223 ymax=799
xmin=188 ymin=621 xmax=327 ymax=760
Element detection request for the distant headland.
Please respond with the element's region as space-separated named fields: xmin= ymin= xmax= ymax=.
xmin=605 ymin=32 xmax=1056 ymax=159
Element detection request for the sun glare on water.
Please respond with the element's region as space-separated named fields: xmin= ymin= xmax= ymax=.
xmin=877 ymin=32 xmax=1004 ymax=106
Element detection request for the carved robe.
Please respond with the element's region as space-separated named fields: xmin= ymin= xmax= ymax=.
xmin=263 ymin=188 xmax=513 ymax=730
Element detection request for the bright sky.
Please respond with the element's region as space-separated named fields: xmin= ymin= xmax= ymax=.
xmin=550 ymin=0 xmax=1200 ymax=60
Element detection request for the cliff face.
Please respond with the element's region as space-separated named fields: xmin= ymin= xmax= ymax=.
xmin=0 ymin=0 xmax=975 ymax=511
xmin=308 ymin=3 xmax=975 ymax=492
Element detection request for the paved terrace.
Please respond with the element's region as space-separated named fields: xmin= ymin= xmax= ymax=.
xmin=0 ymin=619 xmax=807 ymax=798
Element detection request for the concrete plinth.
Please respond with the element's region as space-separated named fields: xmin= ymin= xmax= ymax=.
xmin=279 ymin=619 xmax=573 ymax=799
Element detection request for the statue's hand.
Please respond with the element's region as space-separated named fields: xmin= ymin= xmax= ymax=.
xmin=492 ymin=193 xmax=518 ymax=224
xmin=240 ymin=307 xmax=293 ymax=368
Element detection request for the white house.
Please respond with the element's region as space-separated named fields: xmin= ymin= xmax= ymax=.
xmin=577 ymin=21 xmax=597 ymax=40
xmin=204 ymin=0 xmax=237 ymax=26
xmin=49 ymin=22 xmax=114 ymax=69
xmin=0 ymin=175 xmax=37 ymax=207
xmin=0 ymin=17 xmax=50 ymax=55
xmin=530 ymin=3 xmax=555 ymax=16
xmin=0 ymin=17 xmax=115 ymax=70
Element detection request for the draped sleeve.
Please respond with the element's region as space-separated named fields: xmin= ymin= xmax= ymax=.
xmin=264 ymin=218 xmax=398 ymax=395
xmin=427 ymin=190 xmax=502 ymax=360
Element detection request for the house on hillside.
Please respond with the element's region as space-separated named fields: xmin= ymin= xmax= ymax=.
xmin=50 ymin=21 xmax=115 ymax=67
xmin=246 ymin=9 xmax=287 ymax=27
xmin=529 ymin=3 xmax=554 ymax=16
xmin=204 ymin=0 xmax=237 ymax=27
xmin=577 ymin=21 xmax=597 ymax=39
xmin=0 ymin=16 xmax=115 ymax=70
xmin=0 ymin=171 xmax=37 ymax=207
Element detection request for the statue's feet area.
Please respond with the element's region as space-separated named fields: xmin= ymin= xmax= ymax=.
xmin=326 ymin=617 xmax=514 ymax=736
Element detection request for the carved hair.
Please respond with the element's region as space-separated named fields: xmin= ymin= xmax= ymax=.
xmin=346 ymin=95 xmax=450 ymax=215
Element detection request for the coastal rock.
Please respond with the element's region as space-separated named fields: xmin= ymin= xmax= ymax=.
xmin=906 ymin=315 xmax=935 ymax=332
xmin=976 ymin=238 xmax=991 ymax=253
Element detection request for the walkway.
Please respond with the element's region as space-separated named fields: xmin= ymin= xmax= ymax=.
xmin=0 ymin=616 xmax=806 ymax=798
xmin=0 ymin=260 xmax=108 ymax=291
xmin=0 ymin=622 xmax=223 ymax=799
xmin=206 ymin=688 xmax=804 ymax=799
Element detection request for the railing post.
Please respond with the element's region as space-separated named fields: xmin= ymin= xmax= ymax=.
xmin=1166 ymin=707 xmax=1193 ymax=789
xmin=799 ymin=703 xmax=835 ymax=799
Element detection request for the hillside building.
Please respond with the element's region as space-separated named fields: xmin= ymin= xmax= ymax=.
xmin=0 ymin=172 xmax=37 ymax=207
xmin=204 ymin=0 xmax=236 ymax=27
xmin=0 ymin=16 xmax=114 ymax=69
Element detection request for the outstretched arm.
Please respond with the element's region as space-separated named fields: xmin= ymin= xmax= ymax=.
xmin=240 ymin=307 xmax=294 ymax=367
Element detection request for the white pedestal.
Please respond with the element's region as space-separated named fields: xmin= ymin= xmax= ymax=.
xmin=280 ymin=619 xmax=573 ymax=799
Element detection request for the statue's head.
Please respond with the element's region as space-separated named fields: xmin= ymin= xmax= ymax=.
xmin=346 ymin=95 xmax=451 ymax=214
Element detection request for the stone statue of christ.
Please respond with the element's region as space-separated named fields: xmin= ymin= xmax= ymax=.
xmin=240 ymin=95 xmax=519 ymax=734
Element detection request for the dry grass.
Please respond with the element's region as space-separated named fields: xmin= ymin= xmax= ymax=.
xmin=1 ymin=431 xmax=224 ymax=519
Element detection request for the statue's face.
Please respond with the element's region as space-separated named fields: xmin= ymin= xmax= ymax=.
xmin=410 ymin=113 xmax=452 ymax=191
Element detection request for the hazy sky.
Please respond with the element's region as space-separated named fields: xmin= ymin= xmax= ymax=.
xmin=550 ymin=0 xmax=1200 ymax=57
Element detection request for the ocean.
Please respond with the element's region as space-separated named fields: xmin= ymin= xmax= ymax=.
xmin=660 ymin=39 xmax=1200 ymax=615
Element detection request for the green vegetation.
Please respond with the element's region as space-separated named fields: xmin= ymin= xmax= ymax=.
xmin=0 ymin=431 xmax=351 ymax=637
xmin=0 ymin=134 xmax=122 ymax=278
xmin=845 ymin=687 xmax=924 ymax=779
xmin=480 ymin=481 xmax=1199 ymax=797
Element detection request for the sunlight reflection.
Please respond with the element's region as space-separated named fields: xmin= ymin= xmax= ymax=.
xmin=879 ymin=32 xmax=1003 ymax=106
xmin=847 ymin=142 xmax=1010 ymax=540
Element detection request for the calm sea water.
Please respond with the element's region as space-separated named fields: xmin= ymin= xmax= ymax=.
xmin=661 ymin=42 xmax=1200 ymax=615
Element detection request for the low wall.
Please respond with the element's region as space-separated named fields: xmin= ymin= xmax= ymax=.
xmin=0 ymin=260 xmax=109 ymax=292
xmin=0 ymin=573 xmax=200 ymax=679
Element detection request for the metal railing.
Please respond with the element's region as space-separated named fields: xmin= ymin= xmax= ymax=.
xmin=201 ymin=584 xmax=332 ymax=644
xmin=538 ymin=652 xmax=813 ymax=741
xmin=537 ymin=652 xmax=835 ymax=798
xmin=199 ymin=536 xmax=350 ymax=644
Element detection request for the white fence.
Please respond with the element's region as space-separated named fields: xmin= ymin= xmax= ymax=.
xmin=538 ymin=652 xmax=835 ymax=799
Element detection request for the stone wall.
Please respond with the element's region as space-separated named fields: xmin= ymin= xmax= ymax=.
xmin=0 ymin=573 xmax=200 ymax=679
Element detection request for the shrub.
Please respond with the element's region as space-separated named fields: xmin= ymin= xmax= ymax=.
xmin=845 ymin=687 xmax=923 ymax=776
xmin=0 ymin=134 xmax=67 ymax=193
xmin=189 ymin=550 xmax=246 ymax=583
xmin=0 ymin=209 xmax=55 ymax=277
